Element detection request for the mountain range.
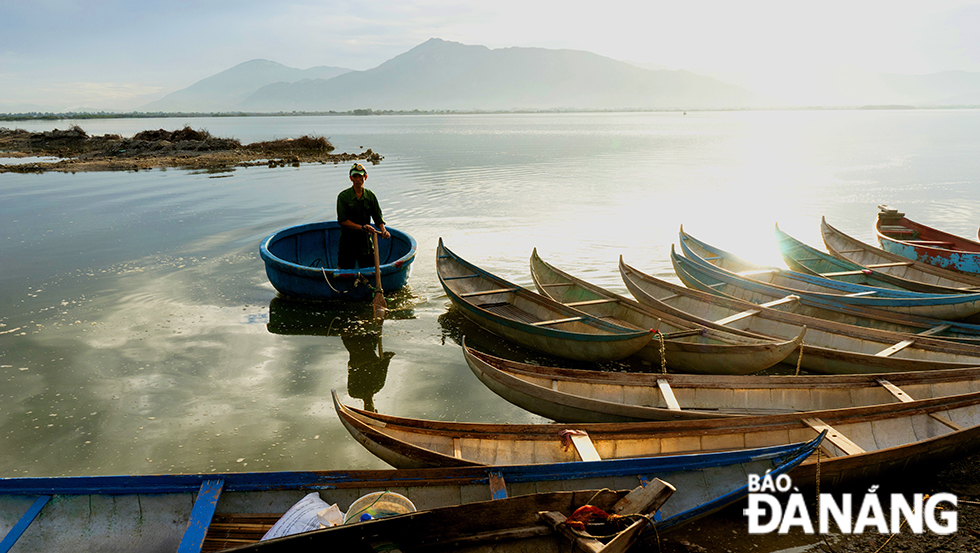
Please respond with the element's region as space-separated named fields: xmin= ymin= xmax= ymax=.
xmin=141 ymin=60 xmax=351 ymax=112
xmin=137 ymin=38 xmax=980 ymax=113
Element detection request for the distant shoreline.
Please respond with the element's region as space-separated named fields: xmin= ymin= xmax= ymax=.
xmin=4 ymin=105 xmax=980 ymax=122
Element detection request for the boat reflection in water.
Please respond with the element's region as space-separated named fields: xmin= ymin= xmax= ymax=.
xmin=267 ymin=296 xmax=409 ymax=411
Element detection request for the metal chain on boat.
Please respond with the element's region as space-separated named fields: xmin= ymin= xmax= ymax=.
xmin=794 ymin=341 xmax=805 ymax=376
xmin=656 ymin=331 xmax=666 ymax=374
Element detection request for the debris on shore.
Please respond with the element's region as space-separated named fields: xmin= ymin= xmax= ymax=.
xmin=0 ymin=125 xmax=383 ymax=173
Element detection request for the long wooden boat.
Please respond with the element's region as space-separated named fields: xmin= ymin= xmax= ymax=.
xmin=4 ymin=423 xmax=784 ymax=553
xmin=621 ymin=258 xmax=980 ymax=374
xmin=679 ymin=227 xmax=980 ymax=320
xmin=334 ymin=388 xmax=980 ymax=490
xmin=0 ymin=465 xmax=680 ymax=553
xmin=224 ymin=483 xmax=674 ymax=552
xmin=775 ymin=223 xmax=965 ymax=294
xmin=463 ymin=339 xmax=980 ymax=422
xmin=528 ymin=249 xmax=802 ymax=375
xmin=333 ymin=395 xmax=821 ymax=533
xmin=436 ymin=238 xmax=652 ymax=361
xmin=876 ymin=205 xmax=980 ymax=275
xmin=822 ymin=216 xmax=980 ymax=292
xmin=260 ymin=221 xmax=417 ymax=301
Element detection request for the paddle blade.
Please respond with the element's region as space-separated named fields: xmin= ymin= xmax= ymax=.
xmin=371 ymin=232 xmax=386 ymax=319
xmin=373 ymin=291 xmax=387 ymax=319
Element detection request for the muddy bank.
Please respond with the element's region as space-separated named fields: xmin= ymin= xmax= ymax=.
xmin=0 ymin=125 xmax=383 ymax=173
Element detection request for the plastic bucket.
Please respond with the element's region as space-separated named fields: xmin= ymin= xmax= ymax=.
xmin=343 ymin=491 xmax=417 ymax=524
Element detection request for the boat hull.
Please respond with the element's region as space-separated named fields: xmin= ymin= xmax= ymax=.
xmin=877 ymin=206 xmax=980 ymax=276
xmin=463 ymin=340 xmax=980 ymax=422
xmin=437 ymin=239 xmax=652 ymax=361
xmin=821 ymin=216 xmax=980 ymax=294
xmin=260 ymin=221 xmax=416 ymax=301
xmin=334 ymin=389 xmax=980 ymax=491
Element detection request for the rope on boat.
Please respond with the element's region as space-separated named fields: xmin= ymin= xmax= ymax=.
xmin=322 ymin=267 xmax=345 ymax=294
xmin=794 ymin=341 xmax=805 ymax=376
xmin=313 ymin=258 xmax=371 ymax=295
xmin=656 ymin=331 xmax=666 ymax=374
xmin=561 ymin=505 xmax=654 ymax=539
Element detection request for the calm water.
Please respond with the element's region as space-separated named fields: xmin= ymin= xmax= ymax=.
xmin=3 ymin=110 xmax=980 ymax=545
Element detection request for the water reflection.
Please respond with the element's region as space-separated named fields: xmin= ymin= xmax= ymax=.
xmin=267 ymin=298 xmax=395 ymax=411
xmin=342 ymin=333 xmax=393 ymax=412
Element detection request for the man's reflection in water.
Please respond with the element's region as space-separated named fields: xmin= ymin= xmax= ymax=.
xmin=342 ymin=332 xmax=394 ymax=412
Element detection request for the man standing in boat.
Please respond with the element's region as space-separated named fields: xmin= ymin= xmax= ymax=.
xmin=337 ymin=163 xmax=390 ymax=269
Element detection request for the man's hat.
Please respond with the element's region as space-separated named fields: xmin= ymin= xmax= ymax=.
xmin=350 ymin=163 xmax=367 ymax=176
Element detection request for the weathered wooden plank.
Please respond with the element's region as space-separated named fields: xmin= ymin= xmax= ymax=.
xmin=488 ymin=471 xmax=508 ymax=500
xmin=539 ymin=511 xmax=605 ymax=553
xmin=611 ymin=478 xmax=675 ymax=516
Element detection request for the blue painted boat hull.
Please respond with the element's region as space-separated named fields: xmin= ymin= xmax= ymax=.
xmin=260 ymin=221 xmax=416 ymax=301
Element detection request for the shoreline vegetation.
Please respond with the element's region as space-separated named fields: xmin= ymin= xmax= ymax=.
xmin=0 ymin=125 xmax=382 ymax=173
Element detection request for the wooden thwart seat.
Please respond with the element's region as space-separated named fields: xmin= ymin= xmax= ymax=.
xmin=877 ymin=383 xmax=967 ymax=431
xmin=531 ymin=316 xmax=585 ymax=327
xmin=442 ymin=273 xmax=480 ymax=280
xmin=906 ymin=240 xmax=955 ymax=247
xmin=875 ymin=339 xmax=915 ymax=357
xmin=563 ymin=432 xmax=602 ymax=462
xmin=460 ymin=287 xmax=520 ymax=298
xmin=657 ymin=379 xmax=681 ymax=411
xmin=713 ymin=295 xmax=798 ymax=326
xmin=865 ymin=261 xmax=915 ymax=268
xmin=564 ymin=298 xmax=619 ymax=307
xmin=820 ymin=269 xmax=873 ymax=278
xmin=803 ymin=418 xmax=865 ymax=456
xmin=917 ymin=324 xmax=951 ymax=337
xmin=178 ymin=479 xmax=225 ymax=553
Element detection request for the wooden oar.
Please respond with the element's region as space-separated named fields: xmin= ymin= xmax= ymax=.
xmin=372 ymin=233 xmax=387 ymax=319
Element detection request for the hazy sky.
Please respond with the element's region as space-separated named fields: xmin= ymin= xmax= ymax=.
xmin=2 ymin=0 xmax=980 ymax=110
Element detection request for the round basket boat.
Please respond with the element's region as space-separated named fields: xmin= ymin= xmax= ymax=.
xmin=260 ymin=221 xmax=416 ymax=301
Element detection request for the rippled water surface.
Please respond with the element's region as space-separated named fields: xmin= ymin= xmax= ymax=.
xmin=3 ymin=112 xmax=980 ymax=538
